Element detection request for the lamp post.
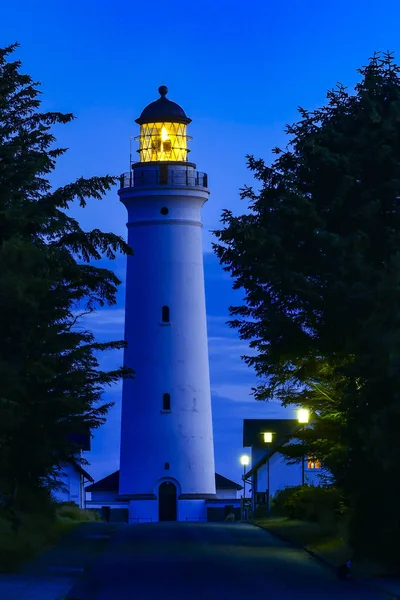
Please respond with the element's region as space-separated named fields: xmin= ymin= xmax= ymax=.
xmin=240 ymin=455 xmax=250 ymax=520
xmin=263 ymin=432 xmax=273 ymax=516
xmin=297 ymin=408 xmax=309 ymax=486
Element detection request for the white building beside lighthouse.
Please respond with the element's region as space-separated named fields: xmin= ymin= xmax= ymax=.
xmin=85 ymin=87 xmax=242 ymax=523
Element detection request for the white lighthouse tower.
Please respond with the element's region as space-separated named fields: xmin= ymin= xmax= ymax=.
xmin=118 ymin=86 xmax=216 ymax=523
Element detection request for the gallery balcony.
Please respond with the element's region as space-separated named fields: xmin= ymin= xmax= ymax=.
xmin=119 ymin=165 xmax=208 ymax=190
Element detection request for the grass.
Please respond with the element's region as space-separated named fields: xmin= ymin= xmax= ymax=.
xmin=253 ymin=516 xmax=351 ymax=567
xmin=253 ymin=516 xmax=400 ymax=578
xmin=0 ymin=504 xmax=101 ymax=573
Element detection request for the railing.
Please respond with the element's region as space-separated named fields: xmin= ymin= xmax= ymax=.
xmin=119 ymin=166 xmax=208 ymax=189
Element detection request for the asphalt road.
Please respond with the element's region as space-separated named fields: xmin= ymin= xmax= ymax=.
xmin=66 ymin=522 xmax=390 ymax=600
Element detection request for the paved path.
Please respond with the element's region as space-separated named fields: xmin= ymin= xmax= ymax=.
xmin=0 ymin=574 xmax=74 ymax=600
xmin=66 ymin=522 xmax=392 ymax=600
xmin=0 ymin=522 xmax=119 ymax=600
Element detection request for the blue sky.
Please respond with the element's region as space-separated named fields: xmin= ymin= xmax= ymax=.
xmin=3 ymin=0 xmax=400 ymax=484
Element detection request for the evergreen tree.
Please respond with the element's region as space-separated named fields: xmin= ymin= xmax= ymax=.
xmin=0 ymin=43 xmax=133 ymax=506
xmin=213 ymin=52 xmax=400 ymax=560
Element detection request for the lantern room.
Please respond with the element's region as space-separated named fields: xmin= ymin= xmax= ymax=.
xmin=135 ymin=86 xmax=192 ymax=163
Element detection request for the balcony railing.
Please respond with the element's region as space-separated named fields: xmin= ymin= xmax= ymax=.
xmin=119 ymin=166 xmax=208 ymax=189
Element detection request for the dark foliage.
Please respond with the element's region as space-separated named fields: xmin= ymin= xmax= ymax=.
xmin=0 ymin=44 xmax=133 ymax=506
xmin=213 ymin=51 xmax=400 ymax=560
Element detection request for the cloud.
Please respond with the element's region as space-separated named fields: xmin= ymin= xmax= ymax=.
xmin=207 ymin=315 xmax=230 ymax=325
xmin=80 ymin=309 xmax=125 ymax=334
xmin=211 ymin=383 xmax=255 ymax=403
xmin=208 ymin=335 xmax=254 ymax=357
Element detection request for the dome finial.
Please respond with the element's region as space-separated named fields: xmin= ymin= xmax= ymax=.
xmin=135 ymin=87 xmax=191 ymax=125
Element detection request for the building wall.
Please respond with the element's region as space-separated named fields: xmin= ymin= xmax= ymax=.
xmin=88 ymin=489 xmax=232 ymax=523
xmin=86 ymin=500 xmax=129 ymax=509
xmin=128 ymin=499 xmax=209 ymax=523
xmin=129 ymin=499 xmax=158 ymax=523
xmin=90 ymin=486 xmax=235 ymax=503
xmin=252 ymin=446 xmax=268 ymax=466
xmin=90 ymin=490 xmax=118 ymax=502
xmin=53 ymin=463 xmax=82 ymax=507
xmin=215 ymin=489 xmax=240 ymax=499
xmin=178 ymin=499 xmax=207 ymax=522
xmin=206 ymin=500 xmax=241 ymax=509
xmin=251 ymin=446 xmax=325 ymax=498
xmin=206 ymin=499 xmax=241 ymax=522
xmin=119 ymin=176 xmax=216 ymax=498
xmin=86 ymin=496 xmax=241 ymax=523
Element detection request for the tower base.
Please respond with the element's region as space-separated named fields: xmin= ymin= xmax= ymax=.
xmin=127 ymin=498 xmax=208 ymax=524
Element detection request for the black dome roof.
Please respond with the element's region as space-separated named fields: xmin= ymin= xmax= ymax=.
xmin=135 ymin=86 xmax=191 ymax=125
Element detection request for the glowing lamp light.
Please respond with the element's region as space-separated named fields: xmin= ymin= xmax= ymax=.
xmin=161 ymin=126 xmax=169 ymax=142
xmin=240 ymin=455 xmax=250 ymax=467
xmin=263 ymin=432 xmax=273 ymax=443
xmin=297 ymin=408 xmax=310 ymax=424
xmin=136 ymin=121 xmax=190 ymax=163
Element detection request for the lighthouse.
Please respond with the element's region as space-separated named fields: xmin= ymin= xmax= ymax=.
xmin=118 ymin=86 xmax=217 ymax=523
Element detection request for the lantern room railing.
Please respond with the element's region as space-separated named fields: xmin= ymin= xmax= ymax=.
xmin=119 ymin=166 xmax=208 ymax=189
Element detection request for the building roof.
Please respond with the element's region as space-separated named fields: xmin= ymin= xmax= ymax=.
xmin=86 ymin=471 xmax=242 ymax=492
xmin=71 ymin=460 xmax=94 ymax=483
xmin=243 ymin=418 xmax=299 ymax=449
xmin=215 ymin=473 xmax=243 ymax=491
xmin=86 ymin=470 xmax=119 ymax=491
xmin=135 ymin=86 xmax=191 ymax=125
xmin=243 ymin=418 xmax=301 ymax=480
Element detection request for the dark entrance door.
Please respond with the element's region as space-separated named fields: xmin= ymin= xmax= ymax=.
xmin=158 ymin=481 xmax=177 ymax=521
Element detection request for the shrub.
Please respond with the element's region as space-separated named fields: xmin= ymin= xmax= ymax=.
xmin=253 ymin=504 xmax=268 ymax=518
xmin=272 ymin=485 xmax=346 ymax=524
xmin=271 ymin=486 xmax=302 ymax=516
xmin=0 ymin=483 xmax=57 ymax=517
xmin=56 ymin=504 xmax=100 ymax=522
xmin=0 ymin=512 xmax=76 ymax=573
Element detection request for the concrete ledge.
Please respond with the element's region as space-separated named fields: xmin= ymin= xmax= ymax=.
xmin=179 ymin=493 xmax=217 ymax=500
xmin=116 ymin=494 xmax=157 ymax=500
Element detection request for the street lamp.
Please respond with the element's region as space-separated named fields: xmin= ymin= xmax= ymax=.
xmin=263 ymin=432 xmax=273 ymax=516
xmin=240 ymin=454 xmax=250 ymax=520
xmin=297 ymin=408 xmax=309 ymax=485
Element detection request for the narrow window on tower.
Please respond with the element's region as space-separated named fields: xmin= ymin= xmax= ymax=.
xmin=163 ymin=393 xmax=171 ymax=411
xmin=161 ymin=305 xmax=170 ymax=323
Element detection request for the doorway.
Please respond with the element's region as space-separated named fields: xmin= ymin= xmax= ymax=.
xmin=158 ymin=481 xmax=177 ymax=521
